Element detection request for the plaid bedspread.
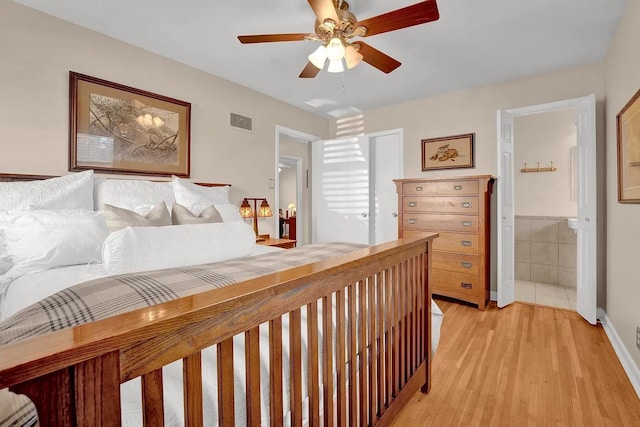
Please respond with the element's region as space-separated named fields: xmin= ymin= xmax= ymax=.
xmin=0 ymin=242 xmax=365 ymax=427
xmin=0 ymin=242 xmax=365 ymax=345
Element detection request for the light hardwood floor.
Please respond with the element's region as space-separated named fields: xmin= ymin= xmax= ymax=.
xmin=391 ymin=299 xmax=640 ymax=426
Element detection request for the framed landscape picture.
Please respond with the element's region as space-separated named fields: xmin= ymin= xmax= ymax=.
xmin=422 ymin=133 xmax=475 ymax=171
xmin=69 ymin=72 xmax=191 ymax=177
xmin=617 ymin=88 xmax=640 ymax=203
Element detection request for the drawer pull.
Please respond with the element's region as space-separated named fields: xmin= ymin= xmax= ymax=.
xmin=454 ymin=185 xmax=463 ymax=190
xmin=408 ymin=218 xmax=417 ymax=225
xmin=415 ymin=186 xmax=423 ymax=191
xmin=408 ymin=201 xmax=417 ymax=207
xmin=461 ymin=240 xmax=472 ymax=246
xmin=462 ymin=202 xmax=472 ymax=208
xmin=461 ymin=282 xmax=473 ymax=289
xmin=462 ymin=221 xmax=472 ymax=227
xmin=461 ymin=261 xmax=473 ymax=268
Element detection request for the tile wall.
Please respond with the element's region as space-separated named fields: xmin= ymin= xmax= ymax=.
xmin=515 ymin=216 xmax=577 ymax=287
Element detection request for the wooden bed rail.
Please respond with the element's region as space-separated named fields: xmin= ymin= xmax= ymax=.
xmin=0 ymin=234 xmax=437 ymax=426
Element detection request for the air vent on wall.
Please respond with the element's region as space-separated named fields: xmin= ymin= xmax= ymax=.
xmin=230 ymin=112 xmax=253 ymax=132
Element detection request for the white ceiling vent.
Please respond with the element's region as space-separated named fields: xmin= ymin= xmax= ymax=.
xmin=230 ymin=112 xmax=253 ymax=132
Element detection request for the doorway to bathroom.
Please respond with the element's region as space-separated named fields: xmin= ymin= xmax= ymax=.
xmin=497 ymin=94 xmax=597 ymax=324
xmin=512 ymin=109 xmax=578 ymax=311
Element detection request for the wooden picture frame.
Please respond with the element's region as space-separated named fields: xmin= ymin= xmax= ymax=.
xmin=421 ymin=133 xmax=475 ymax=171
xmin=69 ymin=72 xmax=191 ymax=177
xmin=617 ymin=88 xmax=640 ymax=203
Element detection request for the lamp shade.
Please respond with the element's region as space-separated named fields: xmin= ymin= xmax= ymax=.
xmin=239 ymin=198 xmax=253 ymax=218
xmin=258 ymin=199 xmax=273 ymax=217
xmin=308 ymin=45 xmax=328 ymax=69
xmin=326 ymin=37 xmax=345 ymax=61
xmin=344 ymin=45 xmax=363 ymax=69
xmin=327 ymin=59 xmax=344 ymax=73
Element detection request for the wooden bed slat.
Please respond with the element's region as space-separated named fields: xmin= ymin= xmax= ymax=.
xmin=290 ymin=308 xmax=303 ymax=427
xmin=336 ymin=289 xmax=347 ymax=427
xmin=142 ymin=368 xmax=164 ymax=427
xmin=76 ymin=351 xmax=121 ymax=426
xmin=11 ymin=368 xmax=74 ymax=427
xmin=385 ymin=267 xmax=393 ymax=408
xmin=348 ymin=284 xmax=358 ymax=426
xmin=322 ymin=296 xmax=334 ymax=427
xmin=217 ymin=339 xmax=235 ymax=427
xmin=358 ymin=279 xmax=368 ymax=427
xmin=368 ymin=274 xmax=378 ymax=425
xmin=269 ymin=317 xmax=284 ymax=426
xmin=183 ymin=352 xmax=203 ymax=427
xmin=245 ymin=327 xmax=261 ymax=426
xmin=307 ymin=302 xmax=320 ymax=427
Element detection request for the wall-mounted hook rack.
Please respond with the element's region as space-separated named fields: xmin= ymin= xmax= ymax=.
xmin=520 ymin=161 xmax=557 ymax=173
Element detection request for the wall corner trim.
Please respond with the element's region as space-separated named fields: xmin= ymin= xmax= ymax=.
xmin=598 ymin=308 xmax=640 ymax=399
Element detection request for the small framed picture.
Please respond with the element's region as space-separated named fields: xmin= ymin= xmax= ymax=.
xmin=617 ymin=88 xmax=640 ymax=203
xmin=421 ymin=133 xmax=475 ymax=171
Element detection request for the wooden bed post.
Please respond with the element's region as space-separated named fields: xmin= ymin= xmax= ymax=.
xmin=11 ymin=351 xmax=121 ymax=427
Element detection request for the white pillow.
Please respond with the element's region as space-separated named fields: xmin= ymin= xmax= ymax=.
xmin=94 ymin=177 xmax=174 ymax=215
xmin=171 ymin=176 xmax=231 ymax=216
xmin=1 ymin=210 xmax=109 ymax=279
xmin=0 ymin=170 xmax=94 ymax=211
xmin=102 ymin=222 xmax=256 ymax=275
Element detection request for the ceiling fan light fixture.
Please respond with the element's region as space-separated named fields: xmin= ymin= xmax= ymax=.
xmin=327 ymin=59 xmax=344 ymax=73
xmin=308 ymin=45 xmax=328 ymax=69
xmin=326 ymin=37 xmax=346 ymax=61
xmin=344 ymin=45 xmax=363 ymax=69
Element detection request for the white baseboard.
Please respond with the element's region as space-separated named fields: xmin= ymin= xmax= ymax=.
xmin=598 ymin=308 xmax=640 ymax=399
xmin=490 ymin=291 xmax=497 ymax=301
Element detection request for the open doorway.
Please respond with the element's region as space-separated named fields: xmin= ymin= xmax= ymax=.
xmin=275 ymin=126 xmax=319 ymax=246
xmin=512 ymin=109 xmax=578 ymax=310
xmin=497 ymin=94 xmax=598 ymax=324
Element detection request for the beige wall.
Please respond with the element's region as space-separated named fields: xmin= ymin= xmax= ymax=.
xmin=514 ymin=109 xmax=578 ymax=217
xmin=604 ymin=0 xmax=640 ymax=369
xmin=0 ymin=1 xmax=328 ymax=236
xmin=336 ymin=62 xmax=605 ymax=180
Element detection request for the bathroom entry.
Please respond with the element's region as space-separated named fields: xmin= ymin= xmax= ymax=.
xmin=512 ymin=109 xmax=578 ymax=310
xmin=497 ymin=94 xmax=597 ymax=324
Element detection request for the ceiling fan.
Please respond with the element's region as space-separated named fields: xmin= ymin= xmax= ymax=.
xmin=238 ymin=0 xmax=439 ymax=78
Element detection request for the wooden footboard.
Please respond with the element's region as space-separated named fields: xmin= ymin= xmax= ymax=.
xmin=0 ymin=234 xmax=436 ymax=426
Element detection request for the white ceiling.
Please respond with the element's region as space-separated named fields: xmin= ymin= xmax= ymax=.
xmin=16 ymin=0 xmax=627 ymax=118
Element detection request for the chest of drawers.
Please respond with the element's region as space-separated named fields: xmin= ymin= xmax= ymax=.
xmin=394 ymin=176 xmax=495 ymax=310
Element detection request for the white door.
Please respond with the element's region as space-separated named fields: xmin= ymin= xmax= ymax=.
xmin=575 ymin=94 xmax=597 ymax=324
xmin=371 ymin=131 xmax=403 ymax=244
xmin=312 ymin=130 xmax=403 ymax=245
xmin=497 ymin=110 xmax=516 ymax=307
xmin=313 ymin=136 xmax=371 ymax=244
xmin=497 ymin=95 xmax=598 ymax=324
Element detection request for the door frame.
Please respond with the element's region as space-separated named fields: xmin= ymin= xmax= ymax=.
xmin=278 ymin=154 xmax=303 ymax=240
xmin=497 ymin=94 xmax=597 ymax=324
xmin=274 ymin=125 xmax=320 ymax=244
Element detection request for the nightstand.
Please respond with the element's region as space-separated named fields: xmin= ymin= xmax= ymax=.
xmin=257 ymin=237 xmax=296 ymax=249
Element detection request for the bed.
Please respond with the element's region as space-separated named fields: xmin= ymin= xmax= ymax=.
xmin=0 ymin=171 xmax=440 ymax=426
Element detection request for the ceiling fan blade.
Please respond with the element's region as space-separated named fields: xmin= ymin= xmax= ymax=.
xmin=299 ymin=62 xmax=321 ymax=78
xmin=352 ymin=42 xmax=401 ymax=73
xmin=238 ymin=34 xmax=309 ymax=44
xmin=307 ymin=0 xmax=340 ymax=25
xmin=357 ymin=0 xmax=440 ymax=37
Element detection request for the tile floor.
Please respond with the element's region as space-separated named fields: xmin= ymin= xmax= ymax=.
xmin=515 ymin=280 xmax=577 ymax=310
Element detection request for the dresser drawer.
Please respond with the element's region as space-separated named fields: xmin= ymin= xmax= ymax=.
xmin=401 ymin=213 xmax=479 ymax=233
xmin=401 ymin=180 xmax=480 ymax=196
xmin=432 ymin=270 xmax=480 ymax=298
xmin=431 ymin=232 xmax=480 ymax=254
xmin=403 ymin=196 xmax=479 ymax=214
xmin=433 ymin=251 xmax=479 ymax=275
